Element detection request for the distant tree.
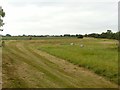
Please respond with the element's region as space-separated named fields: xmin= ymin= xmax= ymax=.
xmin=64 ymin=34 xmax=70 ymax=37
xmin=84 ymin=34 xmax=88 ymax=37
xmin=106 ymin=30 xmax=113 ymax=39
xmin=107 ymin=30 xmax=112 ymax=34
xmin=100 ymin=32 xmax=107 ymax=38
xmin=77 ymin=34 xmax=83 ymax=39
xmin=71 ymin=35 xmax=76 ymax=37
xmin=114 ymin=31 xmax=120 ymax=40
xmin=22 ymin=34 xmax=26 ymax=37
xmin=87 ymin=33 xmax=100 ymax=38
xmin=60 ymin=35 xmax=63 ymax=37
xmin=6 ymin=34 xmax=11 ymax=37
xmin=76 ymin=34 xmax=79 ymax=37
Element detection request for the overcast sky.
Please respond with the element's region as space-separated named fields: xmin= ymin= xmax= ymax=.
xmin=0 ymin=0 xmax=118 ymax=35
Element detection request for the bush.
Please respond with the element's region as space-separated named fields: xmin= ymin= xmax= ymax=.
xmin=77 ymin=35 xmax=83 ymax=39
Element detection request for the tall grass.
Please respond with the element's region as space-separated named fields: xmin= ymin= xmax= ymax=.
xmin=39 ymin=38 xmax=118 ymax=84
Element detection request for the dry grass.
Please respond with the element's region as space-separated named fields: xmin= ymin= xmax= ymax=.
xmin=2 ymin=38 xmax=118 ymax=88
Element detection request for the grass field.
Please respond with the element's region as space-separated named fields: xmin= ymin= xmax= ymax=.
xmin=39 ymin=38 xmax=118 ymax=84
xmin=2 ymin=37 xmax=118 ymax=88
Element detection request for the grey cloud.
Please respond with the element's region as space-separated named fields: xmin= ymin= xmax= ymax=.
xmin=7 ymin=0 xmax=118 ymax=7
xmin=3 ymin=0 xmax=118 ymax=35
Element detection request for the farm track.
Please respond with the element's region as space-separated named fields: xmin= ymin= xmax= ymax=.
xmin=2 ymin=40 xmax=118 ymax=88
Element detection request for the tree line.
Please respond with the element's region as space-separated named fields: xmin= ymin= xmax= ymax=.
xmin=4 ymin=34 xmax=84 ymax=39
xmin=84 ymin=30 xmax=119 ymax=40
xmin=4 ymin=30 xmax=119 ymax=40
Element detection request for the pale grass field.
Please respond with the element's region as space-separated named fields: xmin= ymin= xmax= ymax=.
xmin=2 ymin=37 xmax=118 ymax=88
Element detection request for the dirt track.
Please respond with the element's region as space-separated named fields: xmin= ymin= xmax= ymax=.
xmin=2 ymin=40 xmax=118 ymax=88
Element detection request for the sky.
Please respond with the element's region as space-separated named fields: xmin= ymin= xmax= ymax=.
xmin=0 ymin=0 xmax=119 ymax=35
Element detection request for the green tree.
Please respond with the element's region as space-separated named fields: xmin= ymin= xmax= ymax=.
xmin=77 ymin=34 xmax=83 ymax=39
xmin=6 ymin=34 xmax=11 ymax=37
xmin=0 ymin=6 xmax=5 ymax=28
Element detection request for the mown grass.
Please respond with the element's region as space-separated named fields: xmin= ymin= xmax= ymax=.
xmin=3 ymin=39 xmax=118 ymax=88
xmin=39 ymin=37 xmax=118 ymax=84
xmin=2 ymin=37 xmax=119 ymax=88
